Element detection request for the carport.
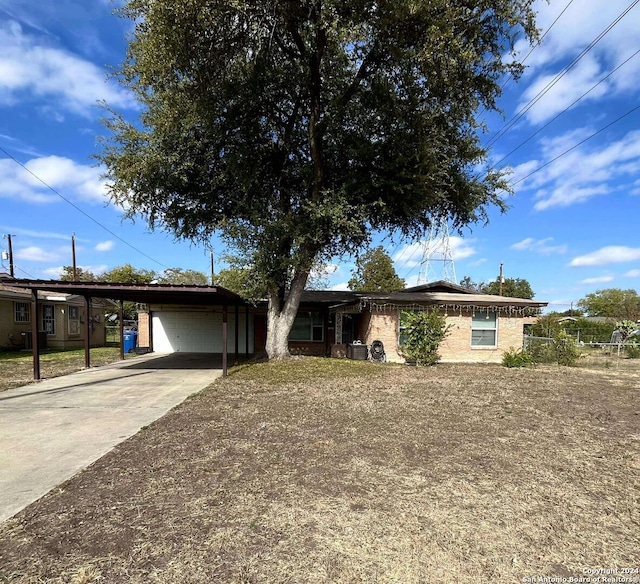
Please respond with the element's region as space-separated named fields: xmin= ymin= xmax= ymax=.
xmin=9 ymin=280 xmax=250 ymax=379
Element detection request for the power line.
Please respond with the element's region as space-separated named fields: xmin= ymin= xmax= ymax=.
xmin=493 ymin=47 xmax=640 ymax=168
xmin=484 ymin=0 xmax=640 ymax=150
xmin=509 ymin=103 xmax=640 ymax=188
xmin=496 ymin=0 xmax=577 ymax=96
xmin=0 ymin=146 xmax=169 ymax=270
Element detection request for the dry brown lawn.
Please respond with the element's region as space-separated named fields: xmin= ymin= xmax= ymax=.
xmin=0 ymin=359 xmax=638 ymax=583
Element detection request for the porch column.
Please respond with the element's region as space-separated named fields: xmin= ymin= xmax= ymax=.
xmin=31 ymin=288 xmax=40 ymax=380
xmin=222 ymin=303 xmax=228 ymax=377
xmin=84 ymin=296 xmax=91 ymax=369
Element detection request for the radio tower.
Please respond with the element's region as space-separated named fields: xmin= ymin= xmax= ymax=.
xmin=417 ymin=217 xmax=457 ymax=284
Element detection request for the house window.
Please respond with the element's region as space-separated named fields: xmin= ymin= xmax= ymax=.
xmin=42 ymin=304 xmax=56 ymax=335
xmin=289 ymin=311 xmax=324 ymax=342
xmin=471 ymin=311 xmax=497 ymax=347
xmin=14 ymin=302 xmax=30 ymax=323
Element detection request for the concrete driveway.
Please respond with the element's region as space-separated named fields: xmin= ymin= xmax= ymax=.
xmin=0 ymin=353 xmax=223 ymax=523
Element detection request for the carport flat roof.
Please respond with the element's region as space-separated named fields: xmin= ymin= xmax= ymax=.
xmin=5 ymin=279 xmax=247 ymax=306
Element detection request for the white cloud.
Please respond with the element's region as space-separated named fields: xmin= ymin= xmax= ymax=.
xmin=624 ymin=269 xmax=640 ymax=278
xmin=517 ymin=56 xmax=608 ymax=125
xmin=0 ymin=155 xmax=109 ymax=204
xmin=511 ymin=130 xmax=640 ymax=211
xmin=43 ymin=264 xmax=108 ymax=278
xmin=0 ymin=20 xmax=135 ymax=117
xmin=570 ymin=246 xmax=640 ymax=267
xmin=95 ymin=240 xmax=114 ymax=252
xmin=15 ymin=245 xmax=61 ymax=263
xmin=513 ymin=0 xmax=640 ymax=124
xmin=0 ymin=226 xmax=77 ymax=241
xmin=511 ymin=237 xmax=567 ymax=254
xmin=329 ymin=281 xmax=350 ymax=291
xmin=580 ymin=276 xmax=614 ymax=285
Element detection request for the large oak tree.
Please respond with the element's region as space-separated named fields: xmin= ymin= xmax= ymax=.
xmin=99 ymin=0 xmax=538 ymax=359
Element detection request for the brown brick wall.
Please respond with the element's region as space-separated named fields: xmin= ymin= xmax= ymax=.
xmin=289 ymin=341 xmax=327 ymax=356
xmin=339 ymin=308 xmax=527 ymax=364
xmin=359 ymin=309 xmax=403 ymax=362
xmin=438 ymin=313 xmax=524 ymax=363
xmin=138 ymin=311 xmax=150 ymax=347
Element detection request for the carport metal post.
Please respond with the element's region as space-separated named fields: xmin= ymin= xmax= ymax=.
xmin=118 ymin=300 xmax=124 ymax=361
xmin=84 ymin=296 xmax=91 ymax=369
xmin=234 ymin=303 xmax=239 ymax=363
xmin=222 ymin=303 xmax=228 ymax=377
xmin=245 ymin=305 xmax=249 ymax=356
xmin=31 ymin=288 xmax=40 ymax=380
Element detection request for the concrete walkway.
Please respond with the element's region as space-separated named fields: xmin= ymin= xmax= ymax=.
xmin=0 ymin=353 xmax=223 ymax=523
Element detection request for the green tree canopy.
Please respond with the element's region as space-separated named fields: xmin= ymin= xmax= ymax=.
xmin=483 ymin=277 xmax=534 ymax=299
xmin=59 ymin=266 xmax=96 ymax=282
xmin=348 ymin=246 xmax=405 ymax=292
xmin=577 ymin=288 xmax=640 ymax=320
xmin=98 ymin=264 xmax=157 ymax=320
xmin=158 ymin=268 xmax=209 ymax=286
xmin=99 ymin=0 xmax=538 ymax=359
xmin=459 ymin=275 xmax=534 ymax=299
xmin=98 ymin=264 xmax=157 ymax=285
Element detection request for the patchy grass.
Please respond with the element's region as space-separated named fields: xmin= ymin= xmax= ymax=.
xmin=230 ymin=355 xmax=389 ymax=385
xmin=0 ymin=348 xmax=126 ymax=392
xmin=577 ymin=345 xmax=640 ymax=371
xmin=0 ymin=360 xmax=638 ymax=583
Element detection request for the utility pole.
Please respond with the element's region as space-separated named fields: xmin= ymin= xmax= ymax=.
xmin=71 ymin=234 xmax=77 ymax=281
xmin=209 ymin=246 xmax=215 ymax=286
xmin=2 ymin=234 xmax=15 ymax=277
xmin=498 ymin=262 xmax=504 ymax=296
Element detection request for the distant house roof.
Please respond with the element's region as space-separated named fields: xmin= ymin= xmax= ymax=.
xmin=0 ymin=282 xmax=91 ymax=304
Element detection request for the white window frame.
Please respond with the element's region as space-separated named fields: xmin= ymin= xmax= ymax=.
xmin=14 ymin=302 xmax=30 ymax=323
xmin=42 ymin=304 xmax=56 ymax=336
xmin=471 ymin=310 xmax=497 ymax=348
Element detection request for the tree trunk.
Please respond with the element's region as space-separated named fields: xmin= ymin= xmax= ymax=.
xmin=265 ymin=269 xmax=309 ymax=360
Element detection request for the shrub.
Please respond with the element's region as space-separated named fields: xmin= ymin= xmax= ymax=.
xmin=525 ymin=331 xmax=580 ymax=366
xmin=554 ymin=330 xmax=580 ymax=366
xmin=399 ymin=310 xmax=451 ymax=366
xmin=502 ymin=347 xmax=534 ymax=368
xmin=527 ymin=338 xmax=556 ymax=364
xmin=624 ymin=341 xmax=640 ymax=359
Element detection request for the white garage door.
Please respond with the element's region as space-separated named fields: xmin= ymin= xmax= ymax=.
xmin=152 ymin=310 xmax=254 ymax=354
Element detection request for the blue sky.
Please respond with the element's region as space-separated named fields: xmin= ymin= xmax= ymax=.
xmin=1 ymin=0 xmax=639 ymax=312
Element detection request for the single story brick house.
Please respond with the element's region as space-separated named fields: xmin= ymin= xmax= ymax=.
xmin=3 ymin=276 xmax=546 ymax=365
xmin=0 ymin=281 xmax=107 ymax=351
xmin=275 ymin=281 xmax=546 ymax=363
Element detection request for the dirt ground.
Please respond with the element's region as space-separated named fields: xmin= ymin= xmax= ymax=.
xmin=0 ymin=359 xmax=638 ymax=583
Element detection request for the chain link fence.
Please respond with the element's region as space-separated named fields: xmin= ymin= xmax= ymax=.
xmin=524 ymin=335 xmax=640 ymax=370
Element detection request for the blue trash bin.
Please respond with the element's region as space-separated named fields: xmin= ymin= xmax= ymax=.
xmin=123 ymin=331 xmax=138 ymax=353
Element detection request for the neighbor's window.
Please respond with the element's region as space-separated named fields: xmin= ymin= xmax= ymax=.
xmin=42 ymin=304 xmax=56 ymax=335
xmin=471 ymin=311 xmax=497 ymax=347
xmin=14 ymin=302 xmax=30 ymax=323
xmin=289 ymin=311 xmax=324 ymax=342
